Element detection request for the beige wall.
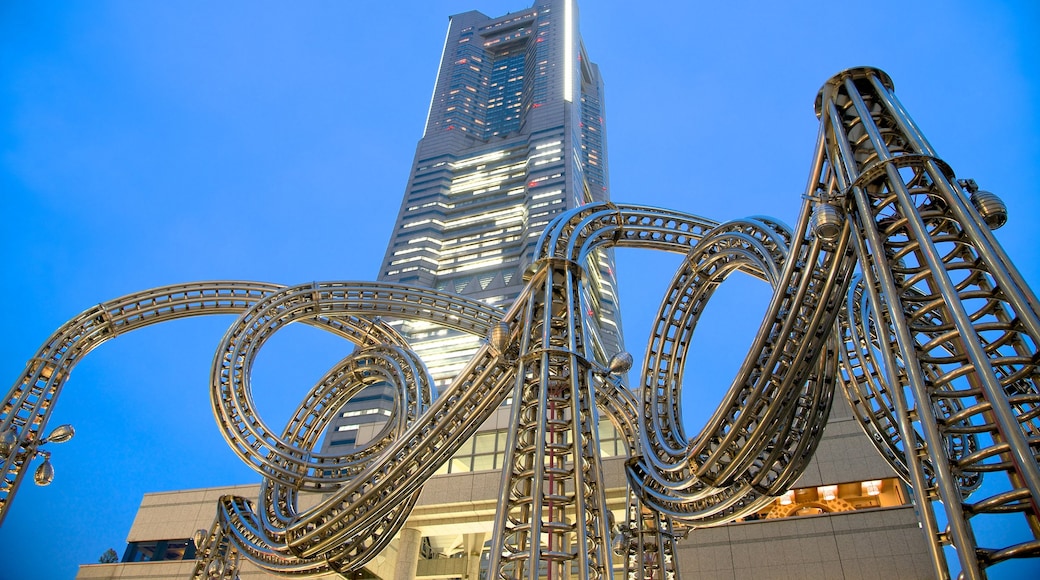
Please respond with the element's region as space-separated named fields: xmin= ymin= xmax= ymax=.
xmin=677 ymin=507 xmax=933 ymax=580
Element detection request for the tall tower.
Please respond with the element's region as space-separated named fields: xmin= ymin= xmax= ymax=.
xmin=323 ymin=0 xmax=624 ymax=450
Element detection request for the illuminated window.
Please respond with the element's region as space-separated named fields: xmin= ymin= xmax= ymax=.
xmin=740 ymin=477 xmax=909 ymax=522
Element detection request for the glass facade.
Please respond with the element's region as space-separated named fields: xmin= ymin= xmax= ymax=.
xmin=433 ymin=419 xmax=625 ymax=475
xmin=122 ymin=538 xmax=196 ymax=563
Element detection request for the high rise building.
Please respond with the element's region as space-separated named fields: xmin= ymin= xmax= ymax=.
xmin=321 ymin=0 xmax=624 ymax=451
xmin=77 ymin=2 xmax=935 ymax=579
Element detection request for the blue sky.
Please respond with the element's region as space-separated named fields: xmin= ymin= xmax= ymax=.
xmin=1 ymin=1 xmax=1037 ymax=578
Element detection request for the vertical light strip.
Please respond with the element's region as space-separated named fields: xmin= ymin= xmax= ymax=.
xmin=563 ymin=0 xmax=573 ymax=103
xmin=423 ymin=18 xmax=454 ymax=137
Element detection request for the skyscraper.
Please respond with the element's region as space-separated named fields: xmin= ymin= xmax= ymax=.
xmin=322 ymin=0 xmax=624 ymax=450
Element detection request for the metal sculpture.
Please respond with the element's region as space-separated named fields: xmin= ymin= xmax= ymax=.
xmin=1 ymin=67 xmax=1037 ymax=580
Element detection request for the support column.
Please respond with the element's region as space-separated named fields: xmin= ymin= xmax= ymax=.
xmin=463 ymin=532 xmax=487 ymax=580
xmin=394 ymin=528 xmax=422 ymax=580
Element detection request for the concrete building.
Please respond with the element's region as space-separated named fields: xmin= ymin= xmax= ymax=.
xmin=76 ymin=1 xmax=934 ymax=579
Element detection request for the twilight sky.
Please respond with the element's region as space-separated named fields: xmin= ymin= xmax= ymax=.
xmin=1 ymin=1 xmax=1037 ymax=578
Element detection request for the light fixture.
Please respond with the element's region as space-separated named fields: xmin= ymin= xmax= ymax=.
xmin=194 ymin=528 xmax=209 ymax=550
xmin=0 ymin=426 xmax=17 ymax=457
xmin=606 ymin=352 xmax=633 ymax=376
xmin=779 ymin=490 xmax=795 ymax=506
xmin=6 ymin=422 xmax=77 ymax=487
xmin=818 ymin=484 xmax=837 ymax=501
xmin=810 ymin=201 xmax=843 ymax=242
xmin=487 ymin=322 xmax=510 ymax=355
xmin=33 ymin=452 xmax=54 ymax=486
xmin=862 ymin=479 xmax=882 ymax=496
xmin=43 ymin=424 xmax=75 ymax=444
xmin=205 ymin=559 xmax=225 ymax=579
xmin=959 ymin=178 xmax=1007 ymax=229
xmin=970 ymin=189 xmax=1007 ymax=229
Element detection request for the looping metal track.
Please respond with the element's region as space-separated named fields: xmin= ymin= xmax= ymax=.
xmin=3 ymin=67 xmax=1038 ymax=579
xmin=618 ymin=191 xmax=854 ymax=527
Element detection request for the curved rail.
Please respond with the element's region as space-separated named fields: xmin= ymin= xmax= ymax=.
xmin=0 ymin=281 xmax=396 ymax=520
